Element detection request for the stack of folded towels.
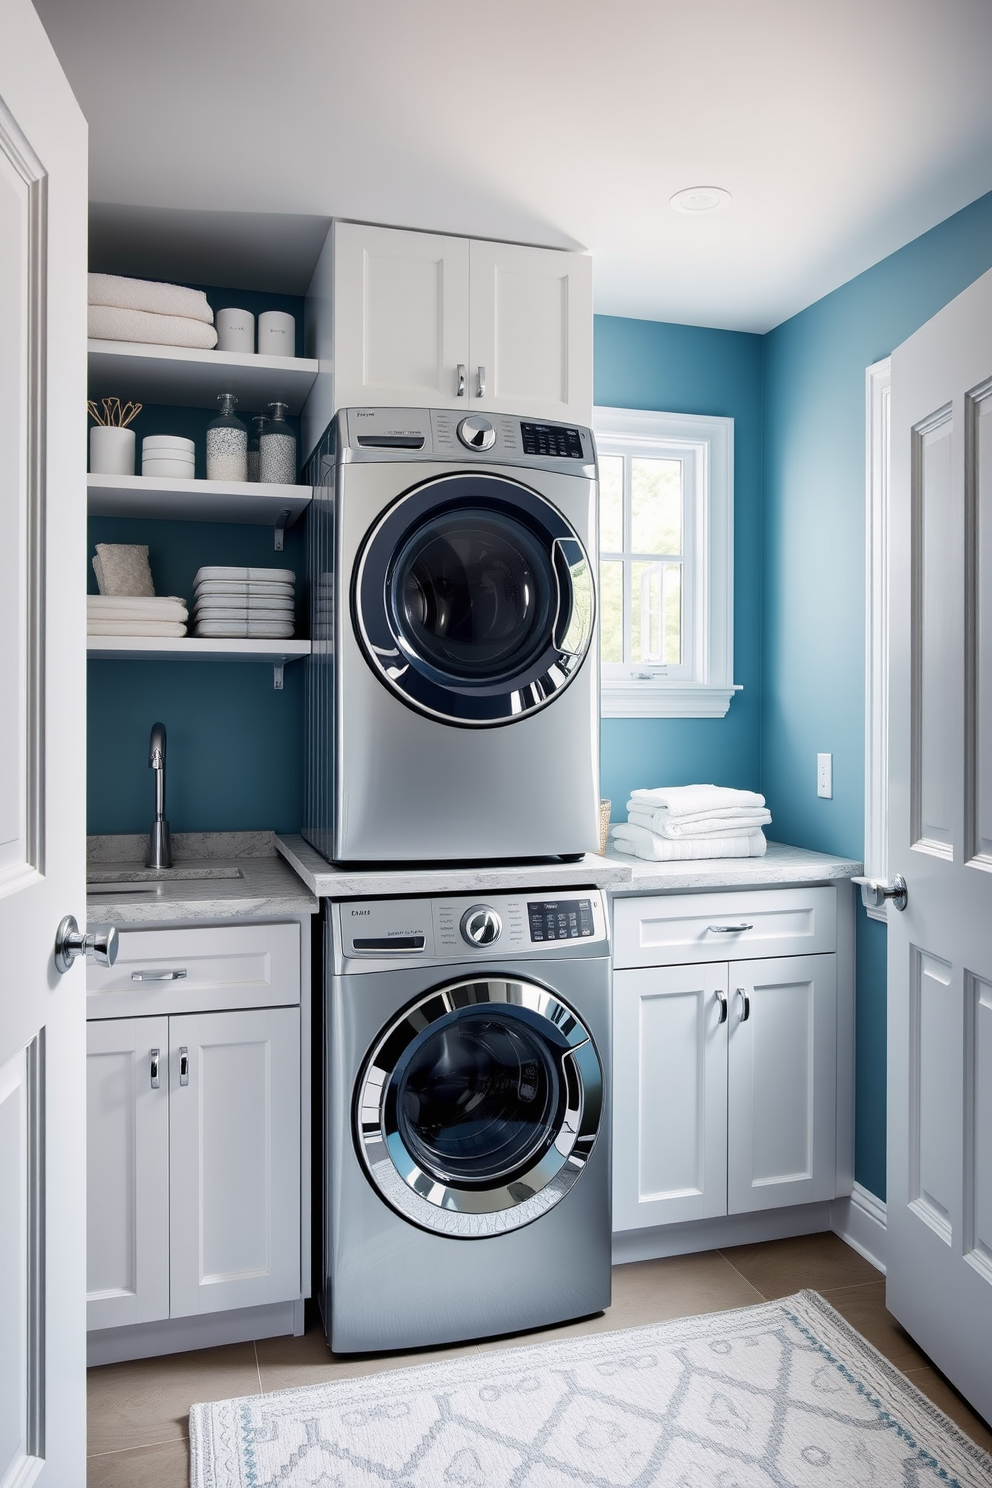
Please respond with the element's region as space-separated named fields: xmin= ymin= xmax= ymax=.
xmin=88 ymin=542 xmax=188 ymax=637
xmin=610 ymin=785 xmax=772 ymax=861
xmin=192 ymin=566 xmax=296 ymax=639
xmin=88 ymin=273 xmax=218 ymax=351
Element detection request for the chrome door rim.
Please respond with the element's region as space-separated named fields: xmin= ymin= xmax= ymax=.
xmin=354 ymin=976 xmax=603 ymax=1238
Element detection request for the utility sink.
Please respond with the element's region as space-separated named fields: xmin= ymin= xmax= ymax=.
xmin=87 ymin=866 xmax=245 ymax=894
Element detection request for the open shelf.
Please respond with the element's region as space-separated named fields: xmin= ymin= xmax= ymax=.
xmin=88 ymin=340 xmax=319 ymax=414
xmin=87 ymin=474 xmax=311 ymax=530
xmin=87 ymin=635 xmax=310 ymax=688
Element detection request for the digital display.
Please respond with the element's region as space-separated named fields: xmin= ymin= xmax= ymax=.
xmin=520 ymin=422 xmax=584 ymax=459
xmin=527 ymin=898 xmax=595 ymax=942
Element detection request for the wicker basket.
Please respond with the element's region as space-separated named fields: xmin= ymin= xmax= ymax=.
xmin=598 ymin=799 xmax=612 ymax=855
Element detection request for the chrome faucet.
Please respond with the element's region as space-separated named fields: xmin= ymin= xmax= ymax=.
xmin=146 ymin=721 xmax=173 ymax=869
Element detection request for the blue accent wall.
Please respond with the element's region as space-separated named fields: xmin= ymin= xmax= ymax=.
xmin=761 ymin=188 xmax=992 ymax=1199
xmin=594 ymin=317 xmax=764 ymax=812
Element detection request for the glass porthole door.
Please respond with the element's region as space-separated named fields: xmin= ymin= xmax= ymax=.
xmin=354 ymin=976 xmax=604 ymax=1237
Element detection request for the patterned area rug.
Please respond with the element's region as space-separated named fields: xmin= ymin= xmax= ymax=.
xmin=189 ymin=1291 xmax=992 ymax=1487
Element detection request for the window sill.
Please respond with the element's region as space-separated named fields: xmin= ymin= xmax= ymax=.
xmin=601 ymin=681 xmax=743 ymax=719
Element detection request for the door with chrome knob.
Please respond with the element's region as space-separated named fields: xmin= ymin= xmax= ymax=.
xmin=54 ymin=916 xmax=119 ymax=974
xmin=852 ymin=875 xmax=907 ymax=912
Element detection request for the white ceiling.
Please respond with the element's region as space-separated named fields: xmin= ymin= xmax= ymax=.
xmin=33 ymin=0 xmax=992 ymax=332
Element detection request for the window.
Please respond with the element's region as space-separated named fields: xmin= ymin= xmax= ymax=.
xmin=594 ymin=407 xmax=739 ymax=718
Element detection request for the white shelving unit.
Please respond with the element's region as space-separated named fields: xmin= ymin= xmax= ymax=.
xmin=88 ymin=339 xmax=318 ymax=413
xmin=86 ymin=636 xmax=311 ymax=690
xmin=87 ymin=474 xmax=310 ymax=545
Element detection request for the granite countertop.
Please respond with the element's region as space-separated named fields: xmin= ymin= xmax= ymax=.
xmin=275 ymin=834 xmax=632 ymax=898
xmin=86 ymin=831 xmax=318 ymax=926
xmin=604 ymin=839 xmax=863 ymax=893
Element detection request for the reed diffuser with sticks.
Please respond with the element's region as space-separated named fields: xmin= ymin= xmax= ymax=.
xmin=88 ymin=396 xmax=142 ymax=476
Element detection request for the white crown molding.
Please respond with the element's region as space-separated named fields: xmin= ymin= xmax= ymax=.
xmin=864 ymin=358 xmax=891 ymax=921
xmin=601 ymin=681 xmax=742 ymax=719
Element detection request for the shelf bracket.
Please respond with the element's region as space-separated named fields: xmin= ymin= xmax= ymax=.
xmin=273 ymin=509 xmax=292 ymax=552
xmin=273 ymin=662 xmax=285 ymax=691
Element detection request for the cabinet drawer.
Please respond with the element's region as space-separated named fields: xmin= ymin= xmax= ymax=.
xmin=612 ymin=887 xmax=836 ymax=969
xmin=87 ymin=923 xmax=300 ymax=1018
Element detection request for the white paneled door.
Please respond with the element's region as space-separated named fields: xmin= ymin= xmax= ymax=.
xmin=0 ymin=2 xmax=87 ymax=1484
xmin=888 ymin=265 xmax=992 ymax=1422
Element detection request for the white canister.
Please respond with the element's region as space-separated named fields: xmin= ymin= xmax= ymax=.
xmin=90 ymin=425 xmax=136 ymax=476
xmin=257 ymin=310 xmax=295 ymax=358
xmin=216 ymin=307 xmax=255 ymax=354
xmin=142 ymin=455 xmax=196 ymax=479
xmin=143 ymin=434 xmax=195 ymax=456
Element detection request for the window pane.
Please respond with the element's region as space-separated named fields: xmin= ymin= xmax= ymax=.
xmin=599 ymin=559 xmax=623 ymax=664
xmin=631 ymin=561 xmax=681 ymax=665
xmin=599 ymin=455 xmax=623 ymax=552
xmin=631 ymin=458 xmax=682 ymax=555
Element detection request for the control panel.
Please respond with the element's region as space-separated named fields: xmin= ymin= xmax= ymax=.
xmin=341 ymin=407 xmax=595 ymax=476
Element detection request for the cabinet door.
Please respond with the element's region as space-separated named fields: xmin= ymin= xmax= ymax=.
xmin=613 ymin=963 xmax=728 ymax=1231
xmin=727 ymin=954 xmax=837 ymax=1213
xmin=468 ymin=240 xmax=592 ymax=424
xmin=86 ymin=1018 xmax=170 ymax=1331
xmin=333 ymin=222 xmax=470 ymax=409
xmin=169 ymin=1007 xmax=300 ymax=1317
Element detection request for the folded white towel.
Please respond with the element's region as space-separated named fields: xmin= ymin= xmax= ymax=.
xmin=627 ymin=807 xmax=772 ymax=839
xmin=628 ymin=785 xmax=766 ymax=817
xmin=89 ymin=605 xmax=188 ymax=624
xmin=194 ymin=595 xmax=294 ymax=613
xmin=88 ymin=620 xmax=188 ymax=637
xmin=88 ymin=594 xmax=187 ymax=615
xmin=194 ymin=566 xmax=295 ymax=584
xmin=611 ymin=822 xmax=767 ymax=861
xmin=193 ymin=606 xmax=293 ymax=622
xmin=88 ymin=304 xmax=218 ymax=350
xmin=194 ymin=620 xmax=295 ymax=638
xmin=194 ymin=579 xmax=295 ymax=599
xmin=88 ymin=273 xmax=214 ymax=325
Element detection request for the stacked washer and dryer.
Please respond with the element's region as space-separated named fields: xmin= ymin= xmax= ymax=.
xmin=304 ymin=407 xmax=611 ymax=1352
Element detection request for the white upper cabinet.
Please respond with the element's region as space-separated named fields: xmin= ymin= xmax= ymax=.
xmin=303 ymin=221 xmax=593 ymax=458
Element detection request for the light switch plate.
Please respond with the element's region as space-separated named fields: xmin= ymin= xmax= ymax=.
xmin=817 ymin=753 xmax=833 ymax=799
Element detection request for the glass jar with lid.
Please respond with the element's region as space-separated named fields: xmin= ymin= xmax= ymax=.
xmin=259 ymin=401 xmax=296 ymax=485
xmin=206 ymin=393 xmax=247 ymax=482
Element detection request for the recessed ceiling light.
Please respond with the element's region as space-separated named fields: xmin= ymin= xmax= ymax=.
xmin=669 ymin=186 xmax=732 ymax=215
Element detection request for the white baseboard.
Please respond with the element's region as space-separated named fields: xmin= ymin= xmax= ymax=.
xmin=87 ymin=1297 xmax=306 ymax=1366
xmin=612 ymin=1202 xmax=834 ymax=1265
xmin=831 ymin=1182 xmax=887 ymax=1274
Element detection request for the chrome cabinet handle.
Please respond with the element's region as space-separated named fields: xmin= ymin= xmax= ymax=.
xmin=131 ymin=969 xmax=187 ymax=982
xmin=477 ymin=364 xmax=486 ymax=398
xmin=457 ymin=363 xmax=466 ymax=396
xmin=715 ymin=990 xmax=728 ymax=1024
xmin=737 ymin=987 xmax=751 ymax=1021
xmin=179 ymin=1047 xmax=189 ymax=1087
xmin=852 ymin=874 xmax=907 ymax=912
xmin=707 ymin=923 xmax=754 ymax=934
xmin=54 ymin=916 xmax=119 ymax=974
xmin=150 ymin=1049 xmax=160 ymax=1089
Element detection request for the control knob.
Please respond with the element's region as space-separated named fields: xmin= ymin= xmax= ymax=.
xmin=457 ymin=416 xmax=497 ymax=451
xmin=460 ymin=905 xmax=502 ymax=946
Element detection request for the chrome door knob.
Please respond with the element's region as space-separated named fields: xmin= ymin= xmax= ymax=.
xmin=852 ymin=874 xmax=908 ymax=912
xmin=54 ymin=916 xmax=119 ymax=974
xmin=460 ymin=906 xmax=502 ymax=946
xmin=457 ymin=416 xmax=496 ymax=451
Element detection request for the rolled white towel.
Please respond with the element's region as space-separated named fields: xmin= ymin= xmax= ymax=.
xmin=628 ymin=785 xmax=766 ymax=817
xmin=88 ymin=304 xmax=218 ymax=350
xmin=611 ymin=822 xmax=767 ymax=861
xmin=88 ymin=620 xmax=188 ymax=637
xmin=88 ymin=273 xmax=214 ymax=325
xmin=627 ymin=807 xmax=772 ymax=839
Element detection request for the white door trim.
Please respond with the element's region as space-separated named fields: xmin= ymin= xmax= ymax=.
xmin=865 ymin=357 xmax=892 ymax=918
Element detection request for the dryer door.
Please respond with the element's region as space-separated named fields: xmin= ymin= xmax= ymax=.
xmin=353 ymin=473 xmax=594 ymax=725
xmin=355 ymin=975 xmax=604 ymax=1237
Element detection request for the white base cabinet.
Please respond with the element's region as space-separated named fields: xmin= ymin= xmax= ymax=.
xmin=612 ymin=887 xmax=850 ymax=1237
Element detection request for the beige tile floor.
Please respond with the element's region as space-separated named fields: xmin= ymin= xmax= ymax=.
xmin=87 ymin=1232 xmax=992 ymax=1485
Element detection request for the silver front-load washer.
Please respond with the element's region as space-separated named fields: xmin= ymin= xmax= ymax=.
xmin=324 ymin=888 xmax=611 ymax=1353
xmin=303 ymin=407 xmax=600 ymax=863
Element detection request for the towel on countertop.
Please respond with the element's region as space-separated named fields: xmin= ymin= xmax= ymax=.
xmin=92 ymin=543 xmax=155 ymax=597
xmin=628 ymin=785 xmax=766 ymax=817
xmin=88 ymin=620 xmax=188 ymax=638
xmin=193 ymin=619 xmax=295 ymax=638
xmin=611 ymin=822 xmax=767 ymax=861
xmin=87 ymin=273 xmax=215 ymax=325
xmin=627 ymin=807 xmax=772 ymax=839
xmin=88 ymin=304 xmax=218 ymax=350
xmin=88 ymin=595 xmax=187 ymax=623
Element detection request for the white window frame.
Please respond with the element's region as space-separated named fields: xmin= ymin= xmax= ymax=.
xmin=594 ymin=406 xmax=740 ymax=718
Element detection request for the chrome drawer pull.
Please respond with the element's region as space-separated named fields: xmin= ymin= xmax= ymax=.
xmin=738 ymin=987 xmax=751 ymax=1021
xmin=150 ymin=1049 xmax=160 ymax=1089
xmin=457 ymin=363 xmax=466 ymax=396
xmin=477 ymin=364 xmax=486 ymax=398
xmin=179 ymin=1047 xmax=189 ymax=1087
xmin=131 ymin=969 xmax=187 ymax=982
xmin=715 ymin=990 xmax=728 ymax=1024
xmin=707 ymin=923 xmax=753 ymax=934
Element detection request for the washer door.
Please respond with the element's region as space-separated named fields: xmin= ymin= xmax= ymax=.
xmin=355 ymin=976 xmax=604 ymax=1237
xmin=353 ymin=473 xmax=594 ymax=726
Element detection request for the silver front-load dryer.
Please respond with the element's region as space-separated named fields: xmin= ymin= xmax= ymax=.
xmin=303 ymin=407 xmax=600 ymax=864
xmin=324 ymin=889 xmax=612 ymax=1353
